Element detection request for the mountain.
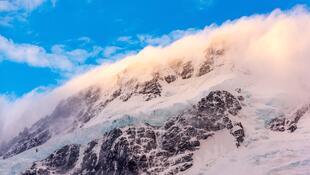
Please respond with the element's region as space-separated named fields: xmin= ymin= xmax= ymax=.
xmin=2 ymin=9 xmax=310 ymax=175
xmin=1 ymin=45 xmax=309 ymax=175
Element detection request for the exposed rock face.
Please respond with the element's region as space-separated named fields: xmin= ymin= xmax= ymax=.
xmin=118 ymin=78 xmax=139 ymax=102
xmin=197 ymin=47 xmax=224 ymax=77
xmin=181 ymin=61 xmax=194 ymax=79
xmin=116 ymin=74 xmax=163 ymax=102
xmin=164 ymin=75 xmax=177 ymax=83
xmin=23 ymin=144 xmax=80 ymax=175
xmin=268 ymin=104 xmax=310 ymax=132
xmin=138 ymin=74 xmax=162 ymax=101
xmin=22 ymin=90 xmax=245 ymax=175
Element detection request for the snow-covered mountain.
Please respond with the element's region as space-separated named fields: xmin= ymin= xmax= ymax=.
xmin=2 ymin=7 xmax=310 ymax=175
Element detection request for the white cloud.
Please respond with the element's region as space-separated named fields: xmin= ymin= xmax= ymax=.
xmin=0 ymin=15 xmax=13 ymax=26
xmin=0 ymin=1 xmax=16 ymax=12
xmin=117 ymin=29 xmax=199 ymax=47
xmin=97 ymin=49 xmax=137 ymax=64
xmin=0 ymin=0 xmax=45 ymax=12
xmin=51 ymin=44 xmax=99 ymax=64
xmin=0 ymin=0 xmax=57 ymax=26
xmin=77 ymin=36 xmax=92 ymax=44
xmin=0 ymin=35 xmax=74 ymax=70
xmin=0 ymin=35 xmax=107 ymax=71
xmin=117 ymin=36 xmax=135 ymax=44
xmin=102 ymin=46 xmax=121 ymax=57
xmin=196 ymin=0 xmax=214 ymax=10
xmin=137 ymin=28 xmax=199 ymax=46
xmin=0 ymin=95 xmax=9 ymax=137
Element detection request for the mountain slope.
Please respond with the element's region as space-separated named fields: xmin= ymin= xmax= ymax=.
xmin=2 ymin=7 xmax=310 ymax=175
xmin=22 ymin=90 xmax=245 ymax=175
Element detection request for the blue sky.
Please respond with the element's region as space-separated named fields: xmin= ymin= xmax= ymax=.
xmin=0 ymin=0 xmax=309 ymax=96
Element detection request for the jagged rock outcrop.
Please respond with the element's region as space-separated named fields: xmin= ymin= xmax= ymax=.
xmin=197 ymin=47 xmax=224 ymax=77
xmin=267 ymin=104 xmax=310 ymax=132
xmin=23 ymin=144 xmax=80 ymax=175
xmin=180 ymin=61 xmax=194 ymax=79
xmin=164 ymin=75 xmax=177 ymax=83
xmin=22 ymin=90 xmax=245 ymax=175
xmin=138 ymin=74 xmax=162 ymax=101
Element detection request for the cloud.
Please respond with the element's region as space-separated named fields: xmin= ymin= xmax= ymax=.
xmin=0 ymin=0 xmax=45 ymax=12
xmin=0 ymin=35 xmax=107 ymax=71
xmin=97 ymin=49 xmax=137 ymax=64
xmin=117 ymin=36 xmax=136 ymax=44
xmin=117 ymin=29 xmax=199 ymax=47
xmin=0 ymin=96 xmax=9 ymax=138
xmin=0 ymin=35 xmax=73 ymax=70
xmin=2 ymin=5 xmax=310 ymax=143
xmin=50 ymin=44 xmax=100 ymax=64
xmin=50 ymin=0 xmax=57 ymax=7
xmin=77 ymin=36 xmax=92 ymax=44
xmin=0 ymin=0 xmax=57 ymax=26
xmin=0 ymin=89 xmax=63 ymax=143
xmin=102 ymin=46 xmax=121 ymax=57
xmin=117 ymin=36 xmax=132 ymax=42
xmin=136 ymin=28 xmax=199 ymax=47
xmin=0 ymin=1 xmax=16 ymax=12
xmin=196 ymin=0 xmax=214 ymax=10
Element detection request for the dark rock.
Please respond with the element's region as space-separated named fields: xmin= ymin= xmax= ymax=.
xmin=197 ymin=60 xmax=213 ymax=76
xmin=23 ymin=144 xmax=80 ymax=175
xmin=197 ymin=90 xmax=242 ymax=116
xmin=138 ymin=75 xmax=162 ymax=101
xmin=197 ymin=47 xmax=224 ymax=77
xmin=237 ymin=96 xmax=245 ymax=101
xmin=181 ymin=62 xmax=194 ymax=79
xmin=165 ymin=75 xmax=177 ymax=83
xmin=268 ymin=117 xmax=286 ymax=132
xmin=267 ymin=104 xmax=310 ymax=133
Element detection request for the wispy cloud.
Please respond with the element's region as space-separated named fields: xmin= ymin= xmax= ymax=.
xmin=137 ymin=28 xmax=198 ymax=46
xmin=117 ymin=28 xmax=199 ymax=48
xmin=196 ymin=0 xmax=214 ymax=10
xmin=77 ymin=36 xmax=92 ymax=45
xmin=117 ymin=36 xmax=136 ymax=44
xmin=0 ymin=0 xmax=45 ymax=12
xmin=110 ymin=29 xmax=200 ymax=63
xmin=102 ymin=46 xmax=121 ymax=57
xmin=50 ymin=0 xmax=57 ymax=7
xmin=0 ymin=35 xmax=103 ymax=72
xmin=0 ymin=0 xmax=56 ymax=26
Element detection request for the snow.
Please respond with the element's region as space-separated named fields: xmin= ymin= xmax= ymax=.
xmin=180 ymin=84 xmax=310 ymax=175
xmin=184 ymin=126 xmax=310 ymax=175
